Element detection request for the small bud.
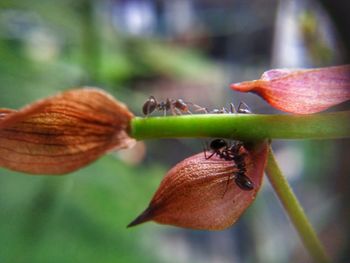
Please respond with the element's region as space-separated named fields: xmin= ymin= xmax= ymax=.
xmin=0 ymin=88 xmax=135 ymax=175
xmin=128 ymin=141 xmax=269 ymax=230
xmin=230 ymin=65 xmax=350 ymax=114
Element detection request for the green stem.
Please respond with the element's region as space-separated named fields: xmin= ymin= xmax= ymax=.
xmin=80 ymin=0 xmax=101 ymax=82
xmin=265 ymin=146 xmax=330 ymax=263
xmin=131 ymin=111 xmax=350 ymax=140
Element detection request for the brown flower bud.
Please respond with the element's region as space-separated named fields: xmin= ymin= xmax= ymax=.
xmin=128 ymin=141 xmax=269 ymax=230
xmin=0 ymin=88 xmax=135 ymax=175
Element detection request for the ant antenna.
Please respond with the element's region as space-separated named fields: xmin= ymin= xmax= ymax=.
xmin=229 ymin=103 xmax=236 ymax=113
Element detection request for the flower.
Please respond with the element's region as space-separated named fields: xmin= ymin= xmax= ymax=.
xmin=230 ymin=65 xmax=350 ymax=114
xmin=128 ymin=141 xmax=268 ymax=230
xmin=0 ymin=88 xmax=135 ymax=175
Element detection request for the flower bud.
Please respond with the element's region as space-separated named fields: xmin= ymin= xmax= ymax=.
xmin=0 ymin=88 xmax=135 ymax=175
xmin=128 ymin=141 xmax=269 ymax=230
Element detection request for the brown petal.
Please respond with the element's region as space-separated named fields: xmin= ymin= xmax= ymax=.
xmin=128 ymin=141 xmax=269 ymax=230
xmin=230 ymin=65 xmax=350 ymax=114
xmin=0 ymin=88 xmax=135 ymax=175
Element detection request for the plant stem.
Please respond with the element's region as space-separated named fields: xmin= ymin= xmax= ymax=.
xmin=131 ymin=111 xmax=350 ymax=141
xmin=265 ymin=146 xmax=330 ymax=263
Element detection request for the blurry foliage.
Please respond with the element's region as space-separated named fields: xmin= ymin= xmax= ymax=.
xmin=0 ymin=156 xmax=165 ymax=263
xmin=103 ymin=38 xmax=215 ymax=83
xmin=298 ymin=10 xmax=333 ymax=65
xmin=0 ymin=0 xmax=216 ymax=101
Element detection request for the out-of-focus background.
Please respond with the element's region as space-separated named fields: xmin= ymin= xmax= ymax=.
xmin=0 ymin=0 xmax=349 ymax=262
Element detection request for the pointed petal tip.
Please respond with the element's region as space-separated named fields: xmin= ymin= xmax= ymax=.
xmin=229 ymin=81 xmax=250 ymax=92
xmin=127 ymin=208 xmax=153 ymax=228
xmin=230 ymin=80 xmax=266 ymax=92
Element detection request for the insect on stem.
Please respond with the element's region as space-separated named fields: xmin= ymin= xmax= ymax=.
xmin=142 ymin=96 xmax=206 ymax=117
xmin=205 ymin=139 xmax=254 ymax=194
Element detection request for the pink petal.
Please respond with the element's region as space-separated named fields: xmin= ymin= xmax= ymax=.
xmin=230 ymin=65 xmax=350 ymax=114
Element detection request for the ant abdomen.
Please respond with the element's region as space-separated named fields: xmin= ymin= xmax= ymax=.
xmin=142 ymin=96 xmax=157 ymax=115
xmin=235 ymin=173 xmax=254 ymax=191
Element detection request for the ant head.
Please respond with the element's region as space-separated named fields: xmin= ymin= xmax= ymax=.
xmin=142 ymin=96 xmax=157 ymax=115
xmin=209 ymin=139 xmax=227 ymax=151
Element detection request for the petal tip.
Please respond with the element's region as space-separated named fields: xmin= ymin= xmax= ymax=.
xmin=230 ymin=80 xmax=265 ymax=92
xmin=127 ymin=207 xmax=153 ymax=228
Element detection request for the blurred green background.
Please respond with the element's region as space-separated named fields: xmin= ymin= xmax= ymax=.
xmin=0 ymin=0 xmax=349 ymax=262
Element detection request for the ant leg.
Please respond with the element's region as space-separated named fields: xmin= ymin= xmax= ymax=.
xmin=203 ymin=140 xmax=215 ymax=159
xmin=229 ymin=103 xmax=236 ymax=113
xmin=165 ymin=99 xmax=172 ymax=116
xmin=237 ymin=102 xmax=252 ymax=114
xmin=202 ymin=141 xmax=209 ymax=159
xmin=174 ymin=107 xmax=182 ymax=115
xmin=195 ymin=107 xmax=209 ymax=113
xmin=195 ymin=107 xmax=208 ymax=113
xmin=204 ymin=151 xmax=216 ymax=160
xmin=222 ymin=174 xmax=232 ymax=198
xmin=180 ymin=106 xmax=192 ymax=114
xmin=203 ymin=140 xmax=218 ymax=160
xmin=191 ymin=103 xmax=208 ymax=114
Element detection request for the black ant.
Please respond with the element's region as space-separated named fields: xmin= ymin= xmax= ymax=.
xmin=205 ymin=139 xmax=254 ymax=193
xmin=204 ymin=102 xmax=253 ymax=192
xmin=142 ymin=96 xmax=206 ymax=116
